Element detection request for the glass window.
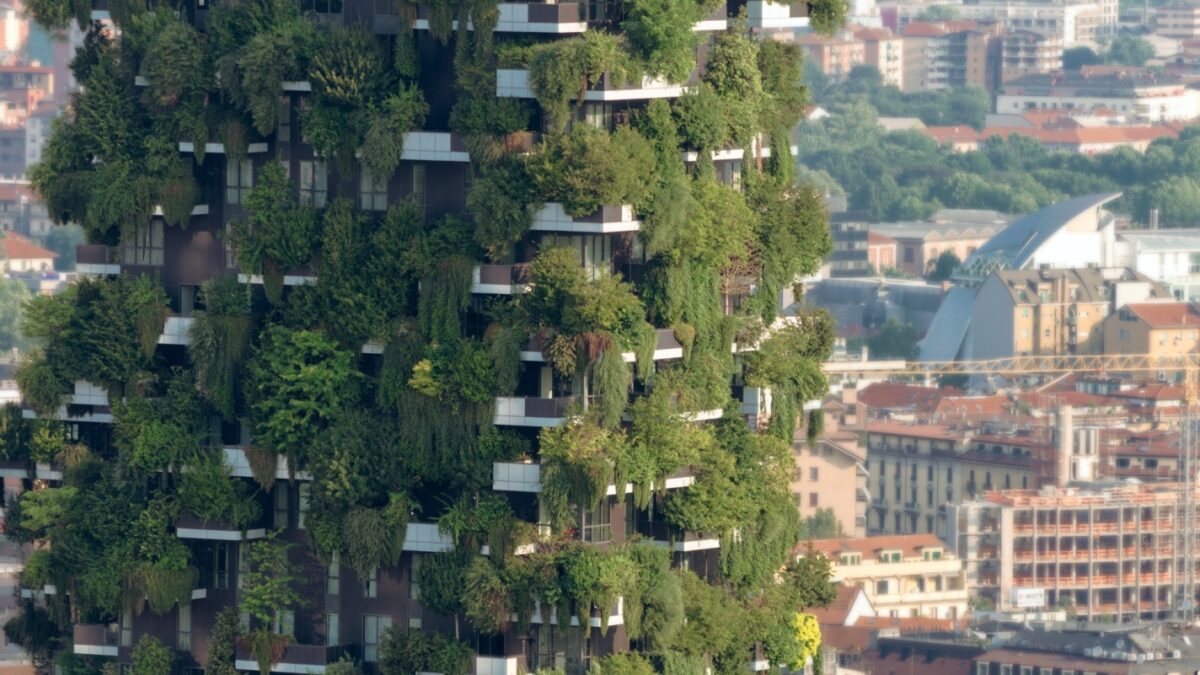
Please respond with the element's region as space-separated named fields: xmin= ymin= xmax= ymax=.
xmin=298 ymin=483 xmax=310 ymax=530
xmin=225 ymin=159 xmax=253 ymax=205
xmin=365 ymin=567 xmax=379 ymax=598
xmin=583 ymin=103 xmax=613 ymax=131
xmin=274 ymin=484 xmax=289 ymax=529
xmin=363 ymin=615 xmax=392 ymax=662
xmin=409 ymin=554 xmax=422 ymax=600
xmin=214 ymin=542 xmax=229 ymax=590
xmin=580 ymin=499 xmax=611 ymax=543
xmin=278 ymin=97 xmax=292 ymax=144
xmin=361 ymin=166 xmax=388 ymax=211
xmin=274 ymin=610 xmax=295 ymax=638
xmin=122 ymin=220 xmax=163 ymax=266
xmin=120 ymin=610 xmax=132 ymax=647
xmin=300 ymin=0 xmax=342 ymax=13
xmin=326 ymin=613 xmax=339 ymax=646
xmin=809 ymin=467 xmax=819 ymax=481
xmin=809 ymin=493 xmax=818 ymax=507
xmin=178 ymin=603 xmax=192 ymax=650
xmin=327 ymin=552 xmax=340 ymax=595
xmin=411 ymin=163 xmax=426 ymax=217
xmin=299 ymin=160 xmax=327 ymax=207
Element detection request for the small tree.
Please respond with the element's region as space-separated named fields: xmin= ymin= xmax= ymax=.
xmin=865 ymin=319 xmax=919 ymax=360
xmin=926 ymin=250 xmax=961 ymax=282
xmin=131 ymin=634 xmax=173 ymax=675
xmin=240 ymin=533 xmax=303 ymax=674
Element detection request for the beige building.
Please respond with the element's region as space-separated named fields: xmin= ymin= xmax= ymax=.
xmin=1103 ymin=302 xmax=1200 ymax=358
xmin=854 ymin=26 xmax=905 ymax=88
xmin=969 ymin=268 xmax=1169 ymax=359
xmin=1000 ymin=29 xmax=1064 ymax=82
xmin=949 ymin=483 xmax=1196 ymax=621
xmin=795 ymin=30 xmax=865 ymax=80
xmin=902 ymin=20 xmax=1002 ymax=93
xmin=808 ymin=534 xmax=969 ymax=620
xmin=866 ymin=422 xmax=1038 ymax=539
xmin=872 ymin=209 xmax=1009 ymax=277
xmin=1157 ymin=1 xmax=1200 ymax=38
xmin=794 ymin=411 xmax=868 ymax=537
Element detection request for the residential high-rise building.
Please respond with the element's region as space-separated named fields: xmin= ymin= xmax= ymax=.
xmin=14 ymin=0 xmax=836 ymax=673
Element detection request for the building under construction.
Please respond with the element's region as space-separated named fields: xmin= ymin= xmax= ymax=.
xmin=949 ymin=481 xmax=1200 ymax=621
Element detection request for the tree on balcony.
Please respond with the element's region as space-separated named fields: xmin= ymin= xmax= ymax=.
xmin=240 ymin=533 xmax=303 ymax=675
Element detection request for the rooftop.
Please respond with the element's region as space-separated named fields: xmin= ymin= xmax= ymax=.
xmin=1124 ymin=302 xmax=1200 ymax=328
xmin=806 ymin=533 xmax=952 ymax=560
xmin=0 ymin=234 xmax=56 ymax=261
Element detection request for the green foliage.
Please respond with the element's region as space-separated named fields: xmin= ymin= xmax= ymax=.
xmin=674 ymin=85 xmax=729 ymax=152
xmin=866 ymin=319 xmax=919 ymax=360
xmin=19 ymin=549 xmax=52 ymax=590
xmin=240 ymin=532 xmax=302 ymax=628
xmin=9 ymin=487 xmax=77 ymax=541
xmin=229 ymin=163 xmax=320 ymax=303
xmin=341 ymin=493 xmax=411 ymax=577
xmin=16 ymin=352 xmax=67 ymax=417
xmin=527 ymin=125 xmax=656 ymax=217
xmin=1105 ymin=35 xmax=1154 ymax=66
xmin=178 ymin=452 xmax=262 ymax=528
xmin=1064 ymin=46 xmax=1101 ymax=70
xmin=207 ymin=607 xmax=241 ymax=675
xmin=539 ymin=419 xmax=624 ymax=530
xmin=245 ymin=326 xmax=360 ymax=465
xmin=140 ymin=17 xmax=206 ymax=110
xmin=623 ymin=545 xmax=683 ymax=646
xmin=469 ymin=156 xmax=539 ymax=257
xmin=592 ymin=653 xmax=655 ymax=675
xmin=808 ymin=0 xmax=849 ymax=34
xmin=188 ymin=278 xmax=254 ymax=420
xmin=593 ymin=345 xmax=631 ymax=429
xmin=131 ymin=634 xmax=173 ymax=675
xmin=463 ymin=556 xmax=511 ymax=634
xmin=927 ymin=250 xmax=961 ymax=281
xmin=416 ymin=550 xmax=470 ymax=622
xmin=528 ymin=32 xmax=638 ymax=129
xmin=362 ymin=85 xmax=430 ymax=179
xmin=379 ymin=627 xmax=472 ymax=675
xmin=622 ymin=0 xmax=700 ymax=83
xmin=799 ymin=508 xmax=845 ymax=539
xmin=0 ymin=277 xmax=30 ymax=352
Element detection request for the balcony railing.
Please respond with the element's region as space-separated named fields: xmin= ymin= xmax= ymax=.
xmin=74 ymin=624 xmax=119 ymax=657
xmin=235 ymin=643 xmax=355 ymax=672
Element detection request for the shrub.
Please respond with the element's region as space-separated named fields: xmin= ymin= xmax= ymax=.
xmin=527 ymin=125 xmax=656 ymax=217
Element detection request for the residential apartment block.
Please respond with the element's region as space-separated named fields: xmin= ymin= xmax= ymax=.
xmin=969 ymin=268 xmax=1167 ymax=359
xmin=871 ymin=209 xmax=1009 ymax=278
xmin=1102 ymin=302 xmax=1200 ymax=362
xmin=949 ymin=483 xmax=1197 ymax=621
xmin=1000 ymin=29 xmax=1063 ymax=82
xmin=808 ymin=534 xmax=970 ymax=620
xmin=794 ymin=411 xmax=868 ymax=537
xmin=1156 ymin=0 xmax=1200 ymax=39
xmin=901 ymin=20 xmax=1002 ymax=93
xmin=854 ymin=25 xmax=904 ymax=88
xmin=866 ymin=422 xmax=1039 ymax=538
xmin=795 ymin=30 xmax=866 ymax=80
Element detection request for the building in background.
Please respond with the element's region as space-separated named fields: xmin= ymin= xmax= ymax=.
xmin=1101 ymin=302 xmax=1200 ymax=361
xmin=854 ymin=25 xmax=904 ymax=87
xmin=1000 ymin=29 xmax=1063 ymax=82
xmin=950 ymin=482 xmax=1193 ymax=621
xmin=794 ymin=410 xmax=868 ymax=537
xmin=1156 ymin=1 xmax=1200 ymax=39
xmin=968 ymin=267 xmax=1168 ymax=359
xmin=828 ymin=212 xmax=872 ymax=278
xmin=871 ymin=209 xmax=1009 ymax=278
xmin=901 ymin=20 xmax=1002 ymax=93
xmin=796 ymin=29 xmax=866 ymax=80
xmin=808 ymin=533 xmax=970 ymax=619
xmin=997 ymin=68 xmax=1200 ymax=124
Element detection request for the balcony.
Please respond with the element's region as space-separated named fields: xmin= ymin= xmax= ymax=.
xmin=472 ymin=263 xmax=530 ymax=295
xmin=235 ymin=644 xmax=355 ymax=673
xmin=73 ymin=624 xmax=118 ymax=657
xmin=531 ymin=203 xmax=640 ymax=234
xmin=745 ymin=0 xmax=809 ymax=29
xmin=496 ymin=2 xmax=587 ymax=32
xmin=158 ymin=315 xmax=194 ymax=346
xmin=75 ymin=245 xmax=120 ymax=276
xmin=238 ymin=263 xmax=317 ymax=287
xmin=400 ymin=131 xmax=471 ymax=163
xmin=497 ymin=69 xmax=685 ymax=101
xmin=476 ymin=656 xmax=522 ymax=675
xmin=494 ymin=396 xmax=577 ymax=427
xmin=178 ymin=140 xmax=269 ymax=156
xmin=519 ymin=328 xmax=682 ymax=363
xmin=403 ymin=522 xmax=454 ymax=553
xmin=223 ymin=447 xmax=311 ymax=481
xmin=682 ymin=142 xmax=797 ymax=164
xmin=526 ymin=597 xmax=625 ymax=628
xmin=492 ymin=461 xmax=695 ymax=494
xmin=175 ymin=513 xmax=266 ymax=542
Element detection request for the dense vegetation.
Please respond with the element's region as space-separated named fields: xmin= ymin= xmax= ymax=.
xmin=799 ymin=69 xmax=1200 ymax=225
xmin=15 ymin=0 xmax=840 ymax=672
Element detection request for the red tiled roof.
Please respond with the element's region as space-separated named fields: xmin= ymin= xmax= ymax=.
xmin=0 ymin=234 xmax=56 ymax=260
xmin=1013 ymin=391 xmax=1123 ymax=408
xmin=868 ymin=231 xmax=897 ymax=245
xmin=858 ymin=383 xmax=942 ymax=412
xmin=901 ymin=21 xmax=948 ymax=37
xmin=809 ymin=584 xmax=864 ymax=626
xmin=934 ymin=395 xmax=1009 ymax=416
xmin=806 ymin=533 xmax=949 ymax=559
xmin=867 ymin=421 xmax=959 ymax=442
xmin=1125 ymin=302 xmax=1200 ymax=328
xmin=924 ymin=125 xmax=1180 ymax=148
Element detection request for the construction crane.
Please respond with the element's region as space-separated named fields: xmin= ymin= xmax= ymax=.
xmin=822 ymin=352 xmax=1200 ymax=622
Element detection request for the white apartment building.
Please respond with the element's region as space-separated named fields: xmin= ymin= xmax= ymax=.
xmin=1114 ymin=229 xmax=1200 ymax=301
xmin=997 ymin=70 xmax=1200 ymax=123
xmin=908 ymin=0 xmax=1117 ymax=45
xmin=808 ymin=534 xmax=970 ymax=620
